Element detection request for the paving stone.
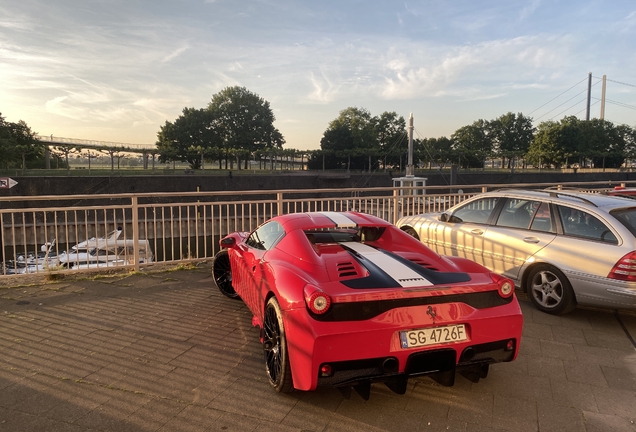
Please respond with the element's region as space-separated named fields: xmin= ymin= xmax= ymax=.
xmin=563 ymin=360 xmax=609 ymax=387
xmin=537 ymin=400 xmax=585 ymax=432
xmin=539 ymin=339 xmax=577 ymax=361
xmin=582 ymin=411 xmax=636 ymax=432
xmin=600 ymin=365 xmax=636 ymax=392
xmin=522 ymin=321 xmax=554 ymax=340
xmin=1 ymin=267 xmax=636 ymax=432
xmin=591 ymin=386 xmax=636 ymax=418
xmin=548 ymin=378 xmax=598 ymax=412
xmin=551 ymin=325 xmax=588 ymax=345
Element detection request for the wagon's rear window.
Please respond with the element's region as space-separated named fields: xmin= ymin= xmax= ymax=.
xmin=610 ymin=207 xmax=636 ymax=238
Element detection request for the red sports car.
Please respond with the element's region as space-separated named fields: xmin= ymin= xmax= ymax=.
xmin=213 ymin=211 xmax=523 ymax=399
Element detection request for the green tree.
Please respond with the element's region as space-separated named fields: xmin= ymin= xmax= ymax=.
xmin=209 ymin=86 xmax=284 ymax=170
xmin=451 ymin=120 xmax=493 ymax=169
xmin=156 ymin=108 xmax=218 ymax=169
xmin=582 ymin=119 xmax=624 ymax=169
xmin=311 ymin=107 xmax=400 ymax=171
xmin=375 ymin=112 xmax=407 ymax=170
xmin=490 ymin=112 xmax=535 ymax=168
xmin=0 ymin=114 xmax=44 ymax=172
xmin=419 ymin=137 xmax=454 ymax=169
xmin=155 ymin=87 xmax=283 ymax=170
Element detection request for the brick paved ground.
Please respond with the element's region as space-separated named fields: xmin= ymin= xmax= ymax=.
xmin=0 ymin=264 xmax=635 ymax=431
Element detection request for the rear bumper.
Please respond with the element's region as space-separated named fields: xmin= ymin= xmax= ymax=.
xmin=282 ymin=297 xmax=523 ymax=391
xmin=317 ymin=338 xmax=515 ymax=388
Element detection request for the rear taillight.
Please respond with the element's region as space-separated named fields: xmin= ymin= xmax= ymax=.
xmin=490 ymin=273 xmax=515 ymax=298
xmin=304 ymin=285 xmax=332 ymax=315
xmin=608 ymin=251 xmax=636 ymax=281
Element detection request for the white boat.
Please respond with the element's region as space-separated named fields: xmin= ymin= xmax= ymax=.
xmin=2 ymin=229 xmax=153 ymax=274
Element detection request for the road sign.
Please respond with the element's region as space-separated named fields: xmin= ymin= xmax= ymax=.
xmin=0 ymin=177 xmax=18 ymax=189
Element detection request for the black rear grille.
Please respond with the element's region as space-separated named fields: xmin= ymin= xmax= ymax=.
xmin=337 ymin=261 xmax=359 ymax=278
xmin=309 ymin=291 xmax=513 ymax=321
xmin=408 ymin=258 xmax=440 ymax=271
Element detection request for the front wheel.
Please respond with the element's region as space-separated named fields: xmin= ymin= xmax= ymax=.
xmin=401 ymin=226 xmax=420 ymax=241
xmin=526 ymin=264 xmax=576 ymax=315
xmin=212 ymin=250 xmax=239 ymax=299
xmin=263 ymin=297 xmax=294 ymax=393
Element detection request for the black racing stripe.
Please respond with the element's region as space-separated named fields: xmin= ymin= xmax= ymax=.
xmin=379 ymin=249 xmax=471 ymax=285
xmin=309 ymin=291 xmax=513 ymax=322
xmin=339 ymin=244 xmax=401 ymax=289
xmin=338 ymin=244 xmax=471 ymax=289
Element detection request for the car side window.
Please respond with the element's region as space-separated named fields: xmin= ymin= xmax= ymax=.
xmin=245 ymin=221 xmax=285 ymax=250
xmin=557 ymin=206 xmax=618 ymax=244
xmin=496 ymin=198 xmax=539 ymax=229
xmin=529 ymin=202 xmax=554 ymax=233
xmin=451 ymin=197 xmax=499 ymax=224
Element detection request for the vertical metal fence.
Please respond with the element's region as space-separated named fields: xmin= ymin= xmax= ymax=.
xmin=0 ymin=181 xmax=628 ymax=277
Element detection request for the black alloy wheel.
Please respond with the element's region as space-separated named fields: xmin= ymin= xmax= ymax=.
xmin=263 ymin=297 xmax=294 ymax=393
xmin=212 ymin=250 xmax=239 ymax=299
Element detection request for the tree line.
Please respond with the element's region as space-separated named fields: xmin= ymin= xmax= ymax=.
xmin=156 ymin=87 xmax=636 ymax=172
xmin=308 ymin=110 xmax=636 ymax=171
xmin=0 ymin=112 xmax=47 ymax=172
xmin=3 ymin=85 xmax=636 ymax=172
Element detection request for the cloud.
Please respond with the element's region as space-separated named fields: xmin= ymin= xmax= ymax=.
xmin=162 ymin=45 xmax=190 ymax=63
xmin=379 ymin=35 xmax=571 ymax=100
xmin=307 ymin=70 xmax=340 ymax=104
xmin=520 ymin=0 xmax=542 ymax=21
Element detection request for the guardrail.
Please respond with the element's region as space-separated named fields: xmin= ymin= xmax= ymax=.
xmin=1 ymin=180 xmax=631 ymax=277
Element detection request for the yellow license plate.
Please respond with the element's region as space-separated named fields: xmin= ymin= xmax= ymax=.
xmin=400 ymin=324 xmax=467 ymax=349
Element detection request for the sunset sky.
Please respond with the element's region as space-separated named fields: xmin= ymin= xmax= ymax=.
xmin=1 ymin=0 xmax=635 ymax=149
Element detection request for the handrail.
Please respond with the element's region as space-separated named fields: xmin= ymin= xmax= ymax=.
xmin=1 ymin=179 xmax=633 ymax=278
xmin=1 ymin=179 xmax=632 ymax=204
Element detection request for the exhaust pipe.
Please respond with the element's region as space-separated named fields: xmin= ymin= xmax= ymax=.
xmin=382 ymin=357 xmax=398 ymax=373
xmin=461 ymin=347 xmax=475 ymax=362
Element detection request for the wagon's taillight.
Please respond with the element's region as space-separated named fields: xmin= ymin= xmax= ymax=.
xmin=608 ymin=251 xmax=636 ymax=281
xmin=490 ymin=273 xmax=514 ymax=298
xmin=304 ymin=285 xmax=331 ymax=315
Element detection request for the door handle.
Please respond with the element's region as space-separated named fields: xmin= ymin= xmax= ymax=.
xmin=523 ymin=237 xmax=540 ymax=244
xmin=471 ymin=229 xmax=484 ymax=235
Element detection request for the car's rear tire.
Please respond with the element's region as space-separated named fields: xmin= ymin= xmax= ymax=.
xmin=263 ymin=297 xmax=294 ymax=393
xmin=402 ymin=226 xmax=420 ymax=241
xmin=526 ymin=264 xmax=576 ymax=314
xmin=212 ymin=250 xmax=239 ymax=299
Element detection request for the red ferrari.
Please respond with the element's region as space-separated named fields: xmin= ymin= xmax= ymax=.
xmin=213 ymin=211 xmax=523 ymax=399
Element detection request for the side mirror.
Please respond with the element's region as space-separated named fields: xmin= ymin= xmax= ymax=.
xmin=220 ymin=237 xmax=236 ymax=248
xmin=439 ymin=213 xmax=449 ymax=222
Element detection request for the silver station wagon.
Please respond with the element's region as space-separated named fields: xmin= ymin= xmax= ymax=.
xmin=397 ymin=189 xmax=636 ymax=314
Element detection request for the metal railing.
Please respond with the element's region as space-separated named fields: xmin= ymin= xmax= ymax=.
xmin=1 ymin=180 xmax=631 ymax=278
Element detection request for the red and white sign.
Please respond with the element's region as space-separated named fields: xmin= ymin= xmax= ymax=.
xmin=0 ymin=177 xmax=18 ymax=189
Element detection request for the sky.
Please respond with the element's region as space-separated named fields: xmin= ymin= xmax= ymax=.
xmin=1 ymin=0 xmax=635 ymax=150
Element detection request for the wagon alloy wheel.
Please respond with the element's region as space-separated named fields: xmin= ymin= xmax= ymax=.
xmin=263 ymin=297 xmax=293 ymax=393
xmin=527 ymin=264 xmax=576 ymax=315
xmin=212 ymin=250 xmax=239 ymax=299
xmin=402 ymin=227 xmax=420 ymax=241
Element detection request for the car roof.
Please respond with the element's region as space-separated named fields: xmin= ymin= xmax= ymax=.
xmin=486 ymin=188 xmax=636 ymax=210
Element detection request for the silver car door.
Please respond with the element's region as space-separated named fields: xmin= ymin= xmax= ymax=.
xmin=482 ymin=200 xmax=557 ymax=281
xmin=427 ymin=197 xmax=500 ymax=265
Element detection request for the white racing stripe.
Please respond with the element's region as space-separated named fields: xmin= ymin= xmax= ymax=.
xmin=319 ymin=212 xmax=357 ymax=228
xmin=343 ymin=242 xmax=433 ymax=287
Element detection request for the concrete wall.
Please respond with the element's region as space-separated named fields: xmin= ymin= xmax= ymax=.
xmin=2 ymin=170 xmax=636 ymax=198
